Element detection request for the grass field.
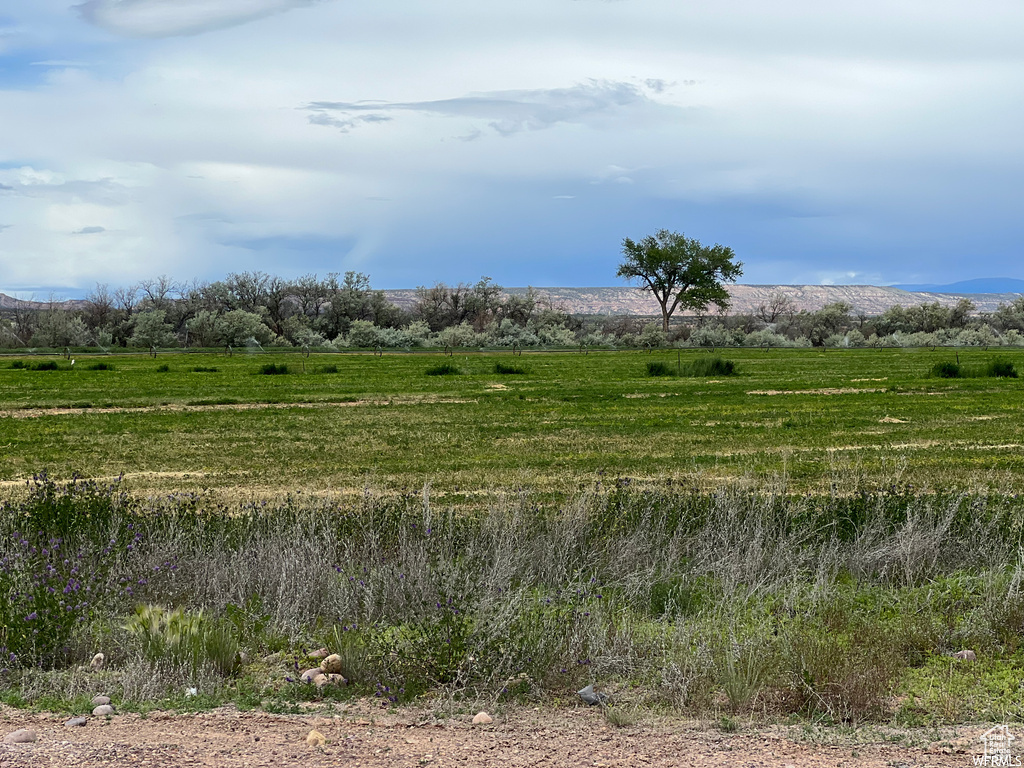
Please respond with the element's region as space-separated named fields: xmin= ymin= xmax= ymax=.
xmin=1 ymin=347 xmax=1022 ymax=497
xmin=3 ymin=347 xmax=1024 ymax=724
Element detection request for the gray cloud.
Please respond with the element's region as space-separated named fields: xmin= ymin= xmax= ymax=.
xmin=73 ymin=226 xmax=106 ymax=235
xmin=0 ymin=224 xmax=11 ymax=232
xmin=307 ymin=80 xmax=669 ymax=136
xmin=307 ymin=112 xmax=392 ymax=133
xmin=77 ymin=0 xmax=323 ymax=38
xmin=0 ymin=183 xmax=13 ymax=191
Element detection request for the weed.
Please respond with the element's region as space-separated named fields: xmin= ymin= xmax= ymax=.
xmin=316 ymin=364 xmax=339 ymax=374
xmin=494 ymin=362 xmax=527 ymax=375
xmin=8 ymin=361 xmax=27 ymax=369
xmin=258 ymin=363 xmax=290 ymax=375
xmin=646 ymin=361 xmax=674 ymax=377
xmin=931 ymin=361 xmax=961 ymax=378
xmin=718 ymin=715 xmax=739 ymax=732
xmin=603 ymin=704 xmax=638 ymax=728
xmin=985 ymin=358 xmax=1017 ymax=378
xmin=86 ymin=362 xmax=115 ymax=371
xmin=684 ymin=355 xmax=735 ymax=377
xmin=190 ymin=366 xmax=219 ymax=373
xmin=156 ymin=364 xmax=170 ymax=373
xmin=425 ymin=362 xmax=461 ymax=376
xmin=31 ymin=361 xmax=60 ymax=372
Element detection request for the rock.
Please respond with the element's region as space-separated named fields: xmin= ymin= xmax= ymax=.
xmin=954 ymin=649 xmax=977 ymax=661
xmin=3 ymin=728 xmax=37 ymax=744
xmin=300 ymin=668 xmax=322 ymax=684
xmin=319 ymin=654 xmax=343 ymax=674
xmin=315 ymin=673 xmax=346 ymax=690
xmin=92 ymin=704 xmax=115 ymax=716
xmin=308 ymin=648 xmax=329 ymax=660
xmin=65 ymin=717 xmax=88 ymax=728
xmin=90 ymin=653 xmax=105 ymax=672
xmin=472 ymin=712 xmax=493 ymax=725
xmin=90 ymin=695 xmax=111 ymax=707
xmin=237 ymin=650 xmax=250 ymax=666
xmin=578 ymin=684 xmax=608 ymax=706
xmin=306 ymin=729 xmax=326 ymax=747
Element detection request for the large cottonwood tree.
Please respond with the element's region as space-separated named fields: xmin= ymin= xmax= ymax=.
xmin=617 ymin=229 xmax=743 ymax=332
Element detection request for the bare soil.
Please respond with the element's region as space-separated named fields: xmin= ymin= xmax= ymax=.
xmin=0 ymin=703 xmax=992 ymax=767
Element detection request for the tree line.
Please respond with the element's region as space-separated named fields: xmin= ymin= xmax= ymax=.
xmin=4 ymin=272 xmax=1024 ymax=351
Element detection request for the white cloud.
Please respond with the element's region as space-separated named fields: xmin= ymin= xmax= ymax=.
xmin=76 ymin=0 xmax=325 ymax=38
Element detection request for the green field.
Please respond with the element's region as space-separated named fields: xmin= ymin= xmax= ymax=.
xmin=1 ymin=347 xmax=1022 ymax=496
xmin=4 ymin=347 xmax=1024 ymax=724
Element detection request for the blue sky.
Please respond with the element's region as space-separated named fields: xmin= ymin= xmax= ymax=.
xmin=1 ymin=1 xmax=1023 ymax=296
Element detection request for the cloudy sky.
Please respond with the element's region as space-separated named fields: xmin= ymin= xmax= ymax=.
xmin=1 ymin=1 xmax=1022 ymax=296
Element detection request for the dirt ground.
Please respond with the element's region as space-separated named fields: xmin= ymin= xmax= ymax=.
xmin=0 ymin=702 xmax=999 ymax=767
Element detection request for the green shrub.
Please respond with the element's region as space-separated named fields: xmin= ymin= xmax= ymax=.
xmin=317 ymin=364 xmax=339 ymax=374
xmin=125 ymin=604 xmax=239 ymax=677
xmin=8 ymin=360 xmax=26 ymax=369
xmin=191 ymin=366 xmax=219 ymax=373
xmin=646 ymin=361 xmax=674 ymax=377
xmin=685 ymin=356 xmax=736 ymax=377
xmin=86 ymin=362 xmax=114 ymax=371
xmin=258 ymin=363 xmax=289 ymax=375
xmin=156 ymin=364 xmax=171 ymax=372
xmin=0 ymin=475 xmax=129 ymax=668
xmin=985 ymin=359 xmax=1018 ymax=378
xmin=425 ymin=362 xmax=461 ymax=376
xmin=31 ymin=361 xmax=60 ymax=371
xmin=931 ymin=361 xmax=962 ymax=378
xmin=494 ymin=362 xmax=527 ymax=375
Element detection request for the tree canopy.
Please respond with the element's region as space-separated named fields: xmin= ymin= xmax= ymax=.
xmin=617 ymin=229 xmax=743 ymax=332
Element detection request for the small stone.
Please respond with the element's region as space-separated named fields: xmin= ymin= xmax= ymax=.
xmin=90 ymin=695 xmax=111 ymax=707
xmin=65 ymin=717 xmax=88 ymax=728
xmin=326 ymin=673 xmax=347 ymax=686
xmin=3 ymin=728 xmax=38 ymax=744
xmin=306 ymin=729 xmax=326 ymax=747
xmin=308 ymin=648 xmax=329 ymax=660
xmin=92 ymin=704 xmax=115 ymax=716
xmin=312 ymin=673 xmax=329 ymax=689
xmin=954 ymin=649 xmax=977 ymax=661
xmin=90 ymin=653 xmax=105 ymax=672
xmin=472 ymin=712 xmax=493 ymax=725
xmin=578 ymin=684 xmax=608 ymax=706
xmin=300 ymin=668 xmax=321 ymax=684
xmin=319 ymin=654 xmax=343 ymax=674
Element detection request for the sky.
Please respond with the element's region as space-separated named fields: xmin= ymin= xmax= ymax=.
xmin=1 ymin=1 xmax=1022 ymax=296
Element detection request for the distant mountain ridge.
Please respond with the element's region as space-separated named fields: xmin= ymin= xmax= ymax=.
xmin=891 ymin=278 xmax=1024 ymax=294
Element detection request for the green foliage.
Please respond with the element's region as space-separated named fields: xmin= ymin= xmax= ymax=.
xmin=985 ymin=358 xmax=1017 ymax=378
xmin=931 ymin=361 xmax=962 ymax=378
xmin=425 ymin=362 xmax=461 ymax=376
xmin=684 ymin=355 xmax=736 ymax=377
xmin=618 ymin=229 xmax=743 ymax=331
xmin=156 ymin=364 xmax=170 ymax=372
xmin=646 ymin=361 xmax=674 ymax=377
xmin=31 ymin=361 xmax=60 ymax=371
xmin=0 ymin=475 xmax=129 ymax=668
xmin=125 ymin=605 xmax=239 ymax=677
xmin=316 ymin=364 xmax=339 ymax=374
xmin=494 ymin=362 xmax=527 ymax=375
xmin=190 ymin=366 xmax=219 ymax=373
xmin=257 ymin=363 xmax=289 ymax=375
xmin=86 ymin=362 xmax=114 ymax=371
